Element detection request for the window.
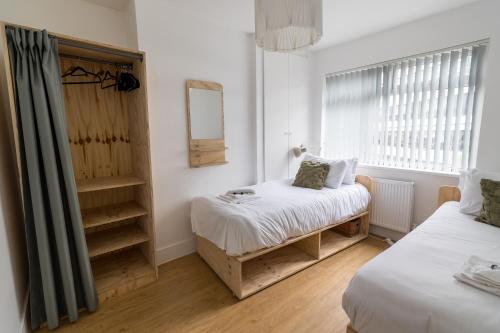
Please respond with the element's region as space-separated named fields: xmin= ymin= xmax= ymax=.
xmin=322 ymin=43 xmax=487 ymax=173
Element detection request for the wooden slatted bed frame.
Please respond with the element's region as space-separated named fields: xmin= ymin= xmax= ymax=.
xmin=346 ymin=184 xmax=461 ymax=333
xmin=196 ymin=175 xmax=373 ymax=299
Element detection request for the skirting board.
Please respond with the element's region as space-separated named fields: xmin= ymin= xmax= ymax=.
xmin=156 ymin=237 xmax=196 ymax=264
xmin=369 ymin=224 xmax=406 ymax=241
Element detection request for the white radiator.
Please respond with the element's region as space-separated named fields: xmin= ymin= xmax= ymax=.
xmin=370 ymin=178 xmax=415 ymax=233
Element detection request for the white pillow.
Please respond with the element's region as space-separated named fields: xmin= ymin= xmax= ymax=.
xmin=458 ymin=170 xmax=467 ymax=192
xmin=459 ymin=169 xmax=500 ymax=215
xmin=303 ymin=153 xmax=328 ymax=164
xmin=325 ymin=160 xmax=348 ymax=189
xmin=342 ymin=158 xmax=358 ymax=185
xmin=304 ymin=153 xmax=358 ymax=188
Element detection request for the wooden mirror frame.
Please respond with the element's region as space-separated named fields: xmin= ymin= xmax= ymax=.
xmin=185 ymin=79 xmax=227 ymax=168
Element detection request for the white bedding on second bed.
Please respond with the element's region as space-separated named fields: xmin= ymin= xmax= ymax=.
xmin=191 ymin=179 xmax=370 ymax=256
xmin=343 ymin=201 xmax=500 ymax=333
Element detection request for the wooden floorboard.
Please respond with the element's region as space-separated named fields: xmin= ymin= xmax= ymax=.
xmin=36 ymin=237 xmax=387 ymax=333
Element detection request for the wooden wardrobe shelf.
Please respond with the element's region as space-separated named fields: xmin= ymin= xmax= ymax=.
xmin=92 ymin=248 xmax=156 ymax=302
xmin=86 ymin=224 xmax=149 ymax=258
xmin=82 ymin=201 xmax=148 ymax=229
xmin=76 ymin=175 xmax=146 ymax=193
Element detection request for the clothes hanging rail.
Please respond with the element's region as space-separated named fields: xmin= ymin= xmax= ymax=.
xmin=59 ymin=53 xmax=133 ymax=70
xmin=5 ymin=24 xmax=143 ymax=62
xmin=57 ymin=37 xmax=143 ymax=62
xmin=325 ymin=38 xmax=490 ymax=78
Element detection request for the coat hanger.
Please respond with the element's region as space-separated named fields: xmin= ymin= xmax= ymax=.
xmin=61 ymin=65 xmax=139 ymax=91
xmin=100 ymin=70 xmax=117 ymax=89
xmin=62 ymin=66 xmax=102 ymax=85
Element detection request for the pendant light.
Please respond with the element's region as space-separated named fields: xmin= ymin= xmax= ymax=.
xmin=255 ymin=0 xmax=323 ymax=52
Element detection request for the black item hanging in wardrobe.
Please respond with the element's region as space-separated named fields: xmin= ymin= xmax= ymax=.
xmin=116 ymin=72 xmax=140 ymax=91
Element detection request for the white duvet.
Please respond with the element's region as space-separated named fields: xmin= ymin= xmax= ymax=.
xmin=343 ymin=201 xmax=500 ymax=333
xmin=191 ymin=179 xmax=370 ymax=256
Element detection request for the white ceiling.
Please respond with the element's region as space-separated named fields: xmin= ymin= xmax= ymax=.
xmin=158 ymin=0 xmax=481 ymax=51
xmin=316 ymin=0 xmax=481 ymax=50
xmin=84 ymin=0 xmax=481 ymax=51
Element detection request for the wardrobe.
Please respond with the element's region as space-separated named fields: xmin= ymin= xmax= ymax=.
xmin=262 ymin=51 xmax=312 ymax=181
xmin=0 ymin=23 xmax=157 ymax=303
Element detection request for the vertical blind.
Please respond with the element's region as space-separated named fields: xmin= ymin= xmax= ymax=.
xmin=323 ymin=43 xmax=487 ymax=172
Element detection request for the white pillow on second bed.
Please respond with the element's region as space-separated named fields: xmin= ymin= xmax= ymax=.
xmin=459 ymin=168 xmax=500 ymax=215
xmin=303 ymin=154 xmax=358 ymax=188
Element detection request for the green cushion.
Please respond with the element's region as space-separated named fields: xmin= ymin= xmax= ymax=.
xmin=476 ymin=178 xmax=500 ymax=227
xmin=292 ymin=161 xmax=330 ymax=190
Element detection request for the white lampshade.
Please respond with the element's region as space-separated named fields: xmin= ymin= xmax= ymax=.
xmin=255 ymin=0 xmax=323 ymax=52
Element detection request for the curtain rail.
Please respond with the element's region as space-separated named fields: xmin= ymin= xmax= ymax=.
xmin=5 ymin=25 xmax=143 ymax=62
xmin=56 ymin=37 xmax=143 ymax=62
xmin=325 ymin=38 xmax=489 ymax=78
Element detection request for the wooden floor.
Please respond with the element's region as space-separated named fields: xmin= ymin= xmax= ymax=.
xmin=38 ymin=237 xmax=387 ymax=333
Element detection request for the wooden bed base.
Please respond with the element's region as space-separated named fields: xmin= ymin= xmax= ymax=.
xmin=345 ymin=184 xmax=461 ymax=333
xmin=346 ymin=324 xmax=357 ymax=333
xmin=437 ymin=185 xmax=461 ymax=207
xmin=197 ymin=176 xmax=372 ymax=299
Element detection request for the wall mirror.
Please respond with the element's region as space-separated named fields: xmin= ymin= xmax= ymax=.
xmin=186 ymin=80 xmax=227 ymax=167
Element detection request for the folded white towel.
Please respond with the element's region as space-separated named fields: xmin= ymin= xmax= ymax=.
xmin=468 ymin=256 xmax=500 ymax=287
xmin=217 ymin=194 xmax=261 ymax=204
xmin=454 ymin=273 xmax=500 ymax=297
xmin=454 ymin=255 xmax=500 ymax=297
xmin=226 ymin=188 xmax=255 ymax=196
xmin=225 ymin=193 xmax=248 ymax=199
xmin=475 ymin=270 xmax=500 ymax=288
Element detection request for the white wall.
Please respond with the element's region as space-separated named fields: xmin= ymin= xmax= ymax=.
xmin=123 ymin=0 xmax=138 ymax=49
xmin=311 ymin=0 xmax=500 ymax=233
xmin=134 ymin=0 xmax=257 ymax=263
xmin=0 ymin=0 xmax=137 ymax=48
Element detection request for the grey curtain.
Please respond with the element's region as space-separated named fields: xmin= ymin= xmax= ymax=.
xmin=7 ymin=28 xmax=97 ymax=330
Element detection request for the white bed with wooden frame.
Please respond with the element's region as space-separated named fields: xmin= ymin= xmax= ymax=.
xmin=345 ymin=185 xmax=500 ymax=333
xmin=194 ymin=175 xmax=372 ymax=299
